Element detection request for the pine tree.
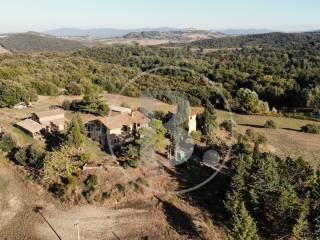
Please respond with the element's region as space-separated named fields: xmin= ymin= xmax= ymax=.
xmin=292 ymin=200 xmax=312 ymax=240
xmin=228 ymin=202 xmax=259 ymax=240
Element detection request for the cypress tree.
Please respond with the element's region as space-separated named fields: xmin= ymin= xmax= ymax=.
xmin=228 ymin=202 xmax=259 ymax=240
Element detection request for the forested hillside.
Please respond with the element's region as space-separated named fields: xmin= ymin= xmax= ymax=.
xmin=0 ymin=31 xmax=319 ymax=112
xmin=0 ymin=32 xmax=84 ymax=53
xmin=77 ymin=32 xmax=320 ymax=110
xmin=189 ymin=31 xmax=320 ymax=49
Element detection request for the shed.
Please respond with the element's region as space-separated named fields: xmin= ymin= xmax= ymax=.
xmin=15 ymin=119 xmax=44 ymax=138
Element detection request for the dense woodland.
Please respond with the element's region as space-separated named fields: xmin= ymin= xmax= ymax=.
xmin=0 ymin=31 xmax=319 ymax=113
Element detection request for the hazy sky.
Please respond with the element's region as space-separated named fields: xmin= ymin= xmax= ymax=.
xmin=1 ymin=0 xmax=320 ymax=32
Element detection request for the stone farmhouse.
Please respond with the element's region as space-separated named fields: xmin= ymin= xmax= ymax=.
xmin=15 ymin=109 xmax=66 ymax=139
xmin=86 ymin=110 xmax=150 ymax=151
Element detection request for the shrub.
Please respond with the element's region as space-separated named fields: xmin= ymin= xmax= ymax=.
xmin=62 ymin=100 xmax=71 ymax=110
xmin=115 ymin=183 xmax=126 ymax=193
xmin=126 ymin=159 xmax=140 ymax=168
xmin=0 ymin=133 xmax=17 ymax=153
xmin=120 ymin=102 xmax=131 ymax=108
xmin=48 ymin=182 xmax=65 ymax=197
xmin=301 ymin=124 xmax=320 ymax=134
xmin=136 ymin=177 xmax=149 ymax=187
xmin=264 ymin=120 xmax=277 ymax=129
xmin=220 ymin=120 xmax=236 ymax=133
xmin=190 ymin=131 xmax=202 ymax=141
xmin=84 ymin=175 xmax=98 ymax=188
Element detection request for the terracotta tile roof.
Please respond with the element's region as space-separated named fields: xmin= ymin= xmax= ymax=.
xmin=15 ymin=119 xmax=44 ymax=134
xmin=190 ymin=108 xmax=204 ymax=116
xmin=98 ymin=111 xmax=150 ymax=130
xmin=131 ymin=111 xmax=150 ymax=125
xmin=99 ymin=113 xmax=133 ymax=130
xmin=34 ymin=109 xmax=65 ymax=119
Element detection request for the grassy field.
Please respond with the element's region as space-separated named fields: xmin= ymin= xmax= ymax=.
xmin=216 ymin=110 xmax=320 ymax=166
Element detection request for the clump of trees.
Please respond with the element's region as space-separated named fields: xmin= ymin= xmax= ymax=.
xmin=220 ymin=119 xmax=237 ymax=133
xmin=0 ymin=79 xmax=37 ymax=108
xmin=225 ymin=136 xmax=320 ymax=239
xmin=63 ymin=95 xmax=110 ymax=116
xmin=236 ymin=88 xmax=269 ymax=114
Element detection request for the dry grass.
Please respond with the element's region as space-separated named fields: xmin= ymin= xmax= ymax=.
xmin=216 ymin=110 xmax=320 ymax=166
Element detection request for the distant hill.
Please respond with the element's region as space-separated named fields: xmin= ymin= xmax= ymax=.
xmin=189 ymin=31 xmax=320 ymax=49
xmin=0 ymin=32 xmax=84 ymax=53
xmin=123 ymin=30 xmax=225 ymax=42
xmin=216 ymin=28 xmax=273 ymax=35
xmin=55 ymin=29 xmax=226 ymax=46
xmin=44 ymin=27 xmax=180 ymax=38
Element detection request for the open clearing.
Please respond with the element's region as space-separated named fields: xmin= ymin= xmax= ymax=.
xmin=217 ymin=110 xmax=320 ymax=165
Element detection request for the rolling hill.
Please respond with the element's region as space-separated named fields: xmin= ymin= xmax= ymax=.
xmin=0 ymin=32 xmax=84 ymax=53
xmin=44 ymin=27 xmax=180 ymax=38
xmin=188 ymin=31 xmax=320 ymax=49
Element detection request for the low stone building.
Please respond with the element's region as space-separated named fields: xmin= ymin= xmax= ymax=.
xmin=15 ymin=119 xmax=45 ymax=139
xmin=31 ymin=109 xmax=66 ymax=132
xmin=15 ymin=108 xmax=66 ymax=139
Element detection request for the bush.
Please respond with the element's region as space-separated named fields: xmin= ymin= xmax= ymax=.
xmin=220 ymin=120 xmax=236 ymax=133
xmin=126 ymin=159 xmax=140 ymax=168
xmin=48 ymin=182 xmax=65 ymax=197
xmin=264 ymin=120 xmax=277 ymax=129
xmin=0 ymin=133 xmax=17 ymax=153
xmin=301 ymin=124 xmax=320 ymax=134
xmin=120 ymin=102 xmax=131 ymax=108
xmin=14 ymin=142 xmax=46 ymax=169
xmin=115 ymin=183 xmax=126 ymax=193
xmin=190 ymin=131 xmax=202 ymax=141
xmin=62 ymin=100 xmax=71 ymax=110
xmin=84 ymin=175 xmax=98 ymax=188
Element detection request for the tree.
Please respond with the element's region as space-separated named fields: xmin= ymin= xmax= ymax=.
xmin=66 ymin=114 xmax=85 ymax=148
xmin=292 ymin=200 xmax=312 ymax=240
xmin=227 ymin=202 xmax=259 ymax=240
xmin=0 ymin=133 xmax=17 ymax=153
xmin=306 ymin=86 xmax=320 ymax=112
xmin=14 ymin=142 xmax=46 ymax=169
xmin=149 ymin=119 xmax=167 ymax=153
xmin=43 ymin=146 xmax=86 ymax=184
xmin=203 ymin=103 xmax=218 ymax=136
xmin=236 ymin=88 xmax=261 ymax=114
xmin=97 ymin=103 xmax=110 ymax=116
xmin=236 ymin=88 xmax=269 ymax=114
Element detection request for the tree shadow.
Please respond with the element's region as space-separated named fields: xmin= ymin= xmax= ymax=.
xmin=281 ymin=127 xmax=301 ymax=132
xmin=238 ymin=123 xmax=264 ymax=129
xmin=169 ymin=147 xmax=231 ymax=226
xmin=159 ymin=199 xmax=200 ymax=238
xmin=43 ymin=131 xmax=65 ymax=151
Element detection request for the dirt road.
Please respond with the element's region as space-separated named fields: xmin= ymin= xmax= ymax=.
xmin=0 ymin=157 xmax=177 ymax=240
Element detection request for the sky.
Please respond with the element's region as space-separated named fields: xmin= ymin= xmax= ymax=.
xmin=1 ymin=0 xmax=320 ymax=33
